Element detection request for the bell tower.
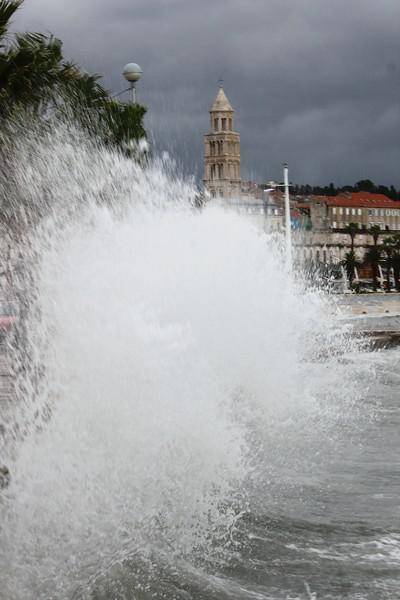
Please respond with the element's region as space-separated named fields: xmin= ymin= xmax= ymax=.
xmin=203 ymin=85 xmax=241 ymax=199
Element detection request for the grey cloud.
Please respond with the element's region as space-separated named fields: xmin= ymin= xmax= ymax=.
xmin=13 ymin=0 xmax=400 ymax=186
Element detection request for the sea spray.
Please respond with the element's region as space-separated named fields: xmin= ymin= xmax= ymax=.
xmin=0 ymin=119 xmax=372 ymax=599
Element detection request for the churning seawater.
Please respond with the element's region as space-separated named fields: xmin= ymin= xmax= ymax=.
xmin=0 ymin=122 xmax=399 ymax=600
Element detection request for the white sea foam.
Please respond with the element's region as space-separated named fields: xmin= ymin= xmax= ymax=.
xmin=0 ymin=121 xmax=370 ymax=599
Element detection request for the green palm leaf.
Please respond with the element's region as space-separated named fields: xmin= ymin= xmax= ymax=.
xmin=0 ymin=0 xmax=23 ymax=48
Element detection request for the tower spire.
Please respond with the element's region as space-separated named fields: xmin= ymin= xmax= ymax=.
xmin=210 ymin=86 xmax=233 ymax=112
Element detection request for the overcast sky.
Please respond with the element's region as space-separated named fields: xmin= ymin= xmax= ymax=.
xmin=13 ymin=0 xmax=400 ymax=186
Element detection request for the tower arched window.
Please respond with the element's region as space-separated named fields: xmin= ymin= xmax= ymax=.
xmin=214 ymin=118 xmax=218 ymax=131
xmin=218 ymin=164 xmax=223 ymax=178
xmin=221 ymin=118 xmax=227 ymax=131
xmin=228 ymin=118 xmax=232 ymax=130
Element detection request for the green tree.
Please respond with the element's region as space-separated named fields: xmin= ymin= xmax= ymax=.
xmin=343 ymin=222 xmax=359 ymax=284
xmin=0 ymin=0 xmax=146 ymax=151
xmin=344 ymin=222 xmax=359 ymax=253
xmin=365 ymin=246 xmax=381 ymax=291
xmin=382 ymin=238 xmax=394 ymax=292
xmin=342 ymin=250 xmax=360 ymax=287
xmin=366 ymin=225 xmax=382 ymax=291
xmin=355 ymin=179 xmax=375 ymax=193
xmin=382 ymin=235 xmax=400 ymax=292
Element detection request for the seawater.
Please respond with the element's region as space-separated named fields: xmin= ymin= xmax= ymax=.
xmin=0 ymin=122 xmax=398 ymax=599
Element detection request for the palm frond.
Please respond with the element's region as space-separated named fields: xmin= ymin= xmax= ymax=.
xmin=0 ymin=0 xmax=23 ymax=47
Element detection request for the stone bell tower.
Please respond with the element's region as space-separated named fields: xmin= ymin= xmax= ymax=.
xmin=203 ymin=85 xmax=241 ymax=199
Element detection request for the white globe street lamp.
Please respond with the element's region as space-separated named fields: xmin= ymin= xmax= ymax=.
xmin=122 ymin=63 xmax=142 ymax=104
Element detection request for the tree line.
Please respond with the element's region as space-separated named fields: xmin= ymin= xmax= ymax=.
xmin=341 ymin=223 xmax=400 ymax=292
xmin=292 ymin=179 xmax=400 ymax=201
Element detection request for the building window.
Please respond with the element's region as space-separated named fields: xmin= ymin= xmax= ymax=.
xmin=218 ymin=164 xmax=223 ymax=178
xmin=358 ymin=208 xmax=362 ymax=215
xmin=228 ymin=118 xmax=232 ymax=130
xmin=332 ymin=207 xmax=336 ymax=215
xmin=221 ymin=118 xmax=227 ymax=131
xmin=332 ymin=221 xmax=337 ymax=229
xmin=345 ymin=208 xmax=350 ymax=215
xmin=214 ymin=118 xmax=218 ymax=131
xmin=339 ymin=207 xmax=343 ymax=215
xmin=351 ymin=208 xmax=355 ymax=215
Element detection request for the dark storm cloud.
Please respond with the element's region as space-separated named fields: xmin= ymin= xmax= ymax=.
xmin=14 ymin=0 xmax=400 ymax=185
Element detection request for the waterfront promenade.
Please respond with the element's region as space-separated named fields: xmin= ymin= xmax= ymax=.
xmin=337 ymin=293 xmax=400 ymax=347
xmin=337 ymin=293 xmax=400 ymax=317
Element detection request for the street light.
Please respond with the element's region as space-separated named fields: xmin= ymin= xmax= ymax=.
xmin=122 ymin=62 xmax=142 ymax=104
xmin=265 ymin=163 xmax=292 ymax=269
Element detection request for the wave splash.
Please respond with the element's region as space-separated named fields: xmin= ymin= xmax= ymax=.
xmin=0 ymin=122 xmax=369 ymax=599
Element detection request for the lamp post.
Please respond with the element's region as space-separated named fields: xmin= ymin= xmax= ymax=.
xmin=266 ymin=163 xmax=292 ymax=270
xmin=283 ymin=163 xmax=292 ymax=268
xmin=122 ymin=63 xmax=143 ymax=104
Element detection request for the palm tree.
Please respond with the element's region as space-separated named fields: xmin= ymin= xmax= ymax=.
xmin=0 ymin=0 xmax=146 ymax=149
xmin=0 ymin=0 xmax=20 ymax=41
xmin=369 ymin=224 xmax=381 ymax=246
xmin=365 ymin=246 xmax=381 ymax=291
xmin=344 ymin=222 xmax=359 ymax=252
xmin=382 ymin=239 xmax=393 ymax=292
xmin=342 ymin=250 xmax=360 ymax=287
xmin=366 ymin=225 xmax=382 ymax=291
xmin=0 ymin=0 xmax=148 ymax=235
xmin=390 ymin=235 xmax=400 ymax=292
xmin=343 ymin=222 xmax=359 ymax=283
xmin=382 ymin=235 xmax=400 ymax=292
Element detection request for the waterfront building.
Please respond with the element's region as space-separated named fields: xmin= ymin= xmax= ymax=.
xmin=202 ymin=87 xmax=400 ymax=270
xmin=294 ymin=192 xmax=400 ymax=265
xmin=300 ymin=192 xmax=400 ymax=233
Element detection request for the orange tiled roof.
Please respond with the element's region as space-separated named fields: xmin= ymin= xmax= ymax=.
xmin=310 ymin=192 xmax=399 ymax=208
